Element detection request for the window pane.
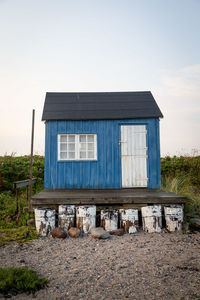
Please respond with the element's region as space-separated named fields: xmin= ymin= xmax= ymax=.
xmin=80 ymin=151 xmax=86 ymax=159
xmin=60 ymin=136 xmax=67 ymax=143
xmin=88 ymin=143 xmax=94 ymax=150
xmin=68 ymin=143 xmax=75 ymax=151
xmin=88 ymin=151 xmax=94 ymax=159
xmin=80 ymin=143 xmax=86 ymax=150
xmin=87 ymin=135 xmax=94 ymax=142
xmin=60 ymin=143 xmax=67 ymax=151
xmin=80 ymin=135 xmax=86 ymax=142
xmin=60 ymin=152 xmax=67 ymax=159
xmin=68 ymin=135 xmax=75 ymax=142
xmin=68 ymin=152 xmax=75 ymax=159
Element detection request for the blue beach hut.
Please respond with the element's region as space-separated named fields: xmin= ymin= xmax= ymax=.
xmin=42 ymin=91 xmax=163 ymax=190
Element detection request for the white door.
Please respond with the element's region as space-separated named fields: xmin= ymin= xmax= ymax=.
xmin=121 ymin=125 xmax=148 ymax=187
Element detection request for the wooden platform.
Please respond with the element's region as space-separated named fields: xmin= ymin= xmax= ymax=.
xmin=31 ymin=189 xmax=186 ymax=208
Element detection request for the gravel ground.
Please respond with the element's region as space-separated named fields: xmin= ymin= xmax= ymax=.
xmin=0 ymin=231 xmax=200 ymax=300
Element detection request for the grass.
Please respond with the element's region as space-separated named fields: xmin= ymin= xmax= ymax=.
xmin=0 ymin=190 xmax=40 ymax=246
xmin=0 ymin=154 xmax=199 ymax=245
xmin=0 ymin=267 xmax=48 ymax=295
xmin=0 ymin=226 xmax=39 ymax=247
xmin=161 ymin=175 xmax=200 ymax=217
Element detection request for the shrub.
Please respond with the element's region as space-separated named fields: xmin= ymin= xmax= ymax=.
xmin=161 ymin=155 xmax=200 ymax=187
xmin=0 ymin=267 xmax=48 ymax=295
xmin=0 ymin=155 xmax=44 ymax=192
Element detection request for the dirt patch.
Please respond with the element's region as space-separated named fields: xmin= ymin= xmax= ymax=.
xmin=0 ymin=231 xmax=200 ymax=299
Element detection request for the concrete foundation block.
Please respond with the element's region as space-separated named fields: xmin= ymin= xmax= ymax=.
xmin=76 ymin=205 xmax=96 ymax=233
xmin=164 ymin=205 xmax=183 ymax=232
xmin=101 ymin=210 xmax=118 ymax=231
xmin=58 ymin=205 xmax=75 ymax=231
xmin=35 ymin=207 xmax=55 ymax=236
xmin=119 ymin=208 xmax=139 ymax=233
xmin=141 ymin=205 xmax=162 ymax=233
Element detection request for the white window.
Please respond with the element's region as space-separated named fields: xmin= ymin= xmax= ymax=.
xmin=58 ymin=134 xmax=97 ymax=161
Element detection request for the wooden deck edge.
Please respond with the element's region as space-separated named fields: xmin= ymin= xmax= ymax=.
xmin=31 ymin=197 xmax=186 ymax=206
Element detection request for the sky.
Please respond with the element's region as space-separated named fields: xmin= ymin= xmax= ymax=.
xmin=0 ymin=0 xmax=200 ymax=157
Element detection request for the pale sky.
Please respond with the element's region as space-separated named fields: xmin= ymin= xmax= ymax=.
xmin=0 ymin=0 xmax=200 ymax=157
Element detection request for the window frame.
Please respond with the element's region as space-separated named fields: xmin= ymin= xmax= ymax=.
xmin=58 ymin=133 xmax=97 ymax=161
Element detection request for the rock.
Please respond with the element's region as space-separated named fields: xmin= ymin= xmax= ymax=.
xmin=27 ymin=218 xmax=35 ymax=226
xmin=68 ymin=227 xmax=80 ymax=238
xmin=23 ymin=231 xmax=29 ymax=239
xmin=190 ymin=218 xmax=200 ymax=229
xmin=183 ymin=221 xmax=189 ymax=231
xmin=51 ymin=227 xmax=68 ymax=239
xmin=109 ymin=229 xmax=124 ymax=236
xmin=90 ymin=227 xmax=110 ymax=239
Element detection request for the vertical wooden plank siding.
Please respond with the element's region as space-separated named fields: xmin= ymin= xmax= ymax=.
xmin=44 ymin=118 xmax=161 ymax=189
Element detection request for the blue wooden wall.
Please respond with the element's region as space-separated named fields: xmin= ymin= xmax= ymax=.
xmin=44 ymin=118 xmax=161 ymax=189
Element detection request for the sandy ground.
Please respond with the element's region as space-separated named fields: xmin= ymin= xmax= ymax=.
xmin=0 ymin=231 xmax=200 ymax=300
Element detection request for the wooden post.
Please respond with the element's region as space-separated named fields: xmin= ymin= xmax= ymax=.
xmin=15 ymin=188 xmax=18 ymax=214
xmin=29 ymin=109 xmax=35 ymax=212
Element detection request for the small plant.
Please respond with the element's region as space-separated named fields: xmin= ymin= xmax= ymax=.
xmin=0 ymin=226 xmax=39 ymax=246
xmin=0 ymin=267 xmax=48 ymax=295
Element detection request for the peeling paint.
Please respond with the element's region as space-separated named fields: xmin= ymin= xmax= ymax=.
xmin=35 ymin=208 xmax=55 ymax=236
xmin=58 ymin=205 xmax=75 ymax=231
xmin=119 ymin=209 xmax=138 ymax=233
xmin=76 ymin=206 xmax=96 ymax=234
xmin=101 ymin=210 xmax=118 ymax=231
xmin=164 ymin=205 xmax=183 ymax=232
xmin=141 ymin=205 xmax=162 ymax=233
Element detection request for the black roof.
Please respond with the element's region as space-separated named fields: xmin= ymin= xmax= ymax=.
xmin=42 ymin=91 xmax=163 ymax=121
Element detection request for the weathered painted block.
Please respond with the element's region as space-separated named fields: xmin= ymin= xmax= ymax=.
xmin=35 ymin=208 xmax=55 ymax=236
xmin=76 ymin=205 xmax=96 ymax=234
xmin=164 ymin=205 xmax=183 ymax=232
xmin=141 ymin=205 xmax=162 ymax=233
xmin=119 ymin=209 xmax=138 ymax=233
xmin=101 ymin=210 xmax=118 ymax=231
xmin=58 ymin=205 xmax=75 ymax=231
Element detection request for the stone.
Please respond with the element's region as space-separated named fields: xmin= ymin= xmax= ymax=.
xmin=90 ymin=227 xmax=110 ymax=239
xmin=109 ymin=229 xmax=124 ymax=236
xmin=190 ymin=218 xmax=200 ymax=229
xmin=51 ymin=227 xmax=67 ymax=239
xmin=183 ymin=221 xmax=189 ymax=231
xmin=27 ymin=218 xmax=35 ymax=226
xmin=68 ymin=227 xmax=81 ymax=238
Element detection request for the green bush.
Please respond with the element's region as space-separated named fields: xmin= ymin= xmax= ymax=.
xmin=161 ymin=155 xmax=200 ymax=187
xmin=0 ymin=155 xmax=44 ymax=192
xmin=0 ymin=267 xmax=48 ymax=295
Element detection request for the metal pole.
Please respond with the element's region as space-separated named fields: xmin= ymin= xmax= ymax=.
xmin=29 ymin=109 xmax=35 ymax=211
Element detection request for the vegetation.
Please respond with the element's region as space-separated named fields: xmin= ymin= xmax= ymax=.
xmin=0 ymin=267 xmax=48 ymax=295
xmin=0 ymin=155 xmax=44 ymax=245
xmin=0 ymin=153 xmax=199 ymax=245
xmin=161 ymin=155 xmax=200 ymax=217
xmin=0 ymin=227 xmax=39 ymax=247
xmin=0 ymin=154 xmax=44 ymax=192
